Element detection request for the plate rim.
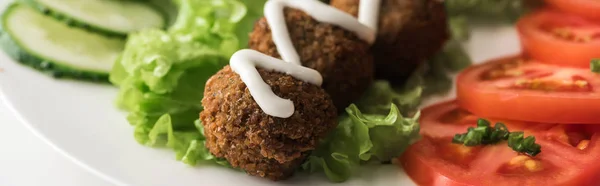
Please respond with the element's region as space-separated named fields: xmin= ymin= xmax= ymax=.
xmin=0 ymin=92 xmax=130 ymax=186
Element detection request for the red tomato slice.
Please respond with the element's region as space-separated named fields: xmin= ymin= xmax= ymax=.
xmin=456 ymin=55 xmax=600 ymax=124
xmin=400 ymin=101 xmax=600 ymax=186
xmin=517 ymin=9 xmax=600 ymax=68
xmin=545 ymin=0 xmax=600 ymax=20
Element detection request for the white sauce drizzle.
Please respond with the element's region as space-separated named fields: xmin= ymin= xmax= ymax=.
xmin=264 ymin=0 xmax=376 ymax=65
xmin=229 ymin=0 xmax=381 ymax=118
xmin=230 ymin=49 xmax=322 ymax=118
xmin=359 ymin=0 xmax=381 ymax=31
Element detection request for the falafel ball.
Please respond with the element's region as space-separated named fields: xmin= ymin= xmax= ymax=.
xmin=249 ymin=8 xmax=375 ymax=110
xmin=200 ymin=66 xmax=338 ymax=180
xmin=331 ymin=0 xmax=449 ymax=84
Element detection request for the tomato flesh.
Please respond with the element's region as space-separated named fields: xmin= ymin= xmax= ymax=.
xmin=545 ymin=0 xmax=600 ymax=20
xmin=517 ymin=9 xmax=600 ymax=68
xmin=400 ymin=101 xmax=600 ymax=186
xmin=457 ymin=55 xmax=600 ymax=124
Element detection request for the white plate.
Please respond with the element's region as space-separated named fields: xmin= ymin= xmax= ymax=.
xmin=0 ymin=17 xmax=520 ymax=185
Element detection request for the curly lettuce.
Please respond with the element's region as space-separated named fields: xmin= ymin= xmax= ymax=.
xmin=446 ymin=0 xmax=530 ymax=21
xmin=446 ymin=0 xmax=542 ymax=40
xmin=302 ymin=34 xmax=471 ymax=182
xmin=303 ymin=104 xmax=420 ymax=182
xmin=144 ymin=114 xmax=229 ymax=166
xmin=110 ymin=0 xmax=267 ymax=165
xmin=356 ymin=40 xmax=470 ymax=114
xmin=592 ymin=59 xmax=600 ymax=74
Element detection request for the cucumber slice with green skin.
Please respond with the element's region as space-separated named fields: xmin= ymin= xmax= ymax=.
xmin=21 ymin=0 xmax=167 ymax=37
xmin=0 ymin=4 xmax=125 ymax=82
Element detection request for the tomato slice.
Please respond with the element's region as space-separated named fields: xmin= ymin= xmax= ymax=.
xmin=456 ymin=55 xmax=600 ymax=124
xmin=545 ymin=0 xmax=600 ymax=20
xmin=400 ymin=101 xmax=600 ymax=186
xmin=517 ymin=9 xmax=600 ymax=68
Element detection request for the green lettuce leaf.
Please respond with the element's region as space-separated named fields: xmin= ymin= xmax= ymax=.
xmin=437 ymin=40 xmax=472 ymax=72
xmin=170 ymin=0 xmax=267 ymax=55
xmin=142 ymin=114 xmax=228 ymax=165
xmin=446 ymin=0 xmax=528 ymax=21
xmin=355 ymin=81 xmax=422 ymax=115
xmin=356 ymin=40 xmax=470 ymax=115
xmin=303 ymin=104 xmax=420 ymax=182
xmin=592 ymin=59 xmax=600 ymax=74
xmin=110 ymin=0 xmax=266 ymax=166
xmin=446 ymin=0 xmax=542 ymax=40
xmin=303 ymin=32 xmax=471 ymax=183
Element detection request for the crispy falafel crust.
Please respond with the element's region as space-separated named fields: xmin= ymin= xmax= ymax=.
xmin=200 ymin=66 xmax=338 ymax=180
xmin=249 ymin=8 xmax=375 ymax=110
xmin=331 ymin=0 xmax=449 ymax=83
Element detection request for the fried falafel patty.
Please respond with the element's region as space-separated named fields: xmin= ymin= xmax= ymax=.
xmin=200 ymin=66 xmax=338 ymax=180
xmin=331 ymin=0 xmax=449 ymax=84
xmin=249 ymin=8 xmax=375 ymax=110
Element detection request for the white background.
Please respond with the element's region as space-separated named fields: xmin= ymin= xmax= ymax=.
xmin=0 ymin=100 xmax=112 ymax=186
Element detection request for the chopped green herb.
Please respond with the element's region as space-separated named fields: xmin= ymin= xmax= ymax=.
xmin=592 ymin=59 xmax=600 ymax=73
xmin=452 ymin=118 xmax=509 ymax=146
xmin=453 ymin=118 xmax=541 ymax=156
xmin=508 ymin=132 xmax=542 ymax=156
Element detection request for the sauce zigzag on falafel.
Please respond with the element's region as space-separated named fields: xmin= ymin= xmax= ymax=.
xmin=232 ymin=0 xmax=381 ymax=115
xmin=332 ymin=0 xmax=449 ymax=84
xmin=229 ymin=49 xmax=322 ymax=118
xmin=248 ymin=1 xmax=380 ymax=109
xmin=264 ymin=0 xmax=377 ymax=65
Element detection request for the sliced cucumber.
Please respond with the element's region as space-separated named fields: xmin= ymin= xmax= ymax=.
xmin=21 ymin=0 xmax=166 ymax=37
xmin=0 ymin=4 xmax=125 ymax=82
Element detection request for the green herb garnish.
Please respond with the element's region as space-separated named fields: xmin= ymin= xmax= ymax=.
xmin=453 ymin=118 xmax=541 ymax=156
xmin=452 ymin=119 xmax=510 ymax=146
xmin=592 ymin=59 xmax=600 ymax=73
xmin=507 ymin=132 xmax=542 ymax=156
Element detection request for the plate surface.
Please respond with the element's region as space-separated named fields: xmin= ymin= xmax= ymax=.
xmin=0 ymin=19 xmax=520 ymax=186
